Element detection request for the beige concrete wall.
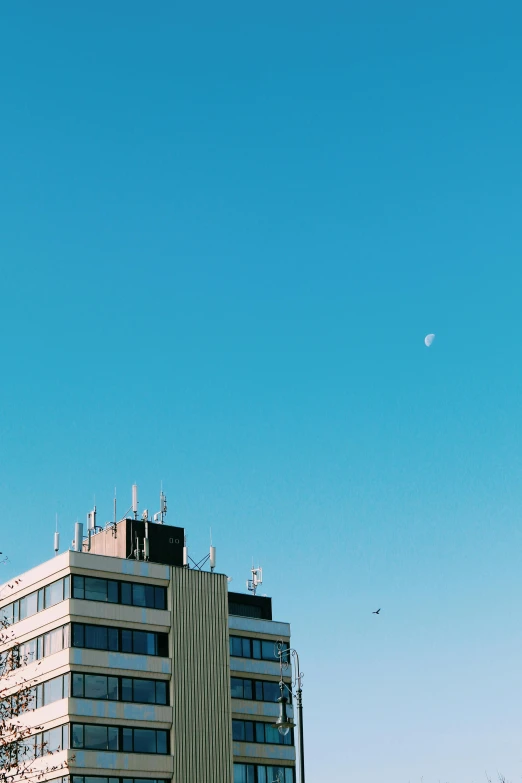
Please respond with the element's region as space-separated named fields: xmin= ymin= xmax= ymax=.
xmin=170 ymin=567 xmax=233 ymax=783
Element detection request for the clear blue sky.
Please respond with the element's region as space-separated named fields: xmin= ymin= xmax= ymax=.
xmin=1 ymin=2 xmax=522 ymax=780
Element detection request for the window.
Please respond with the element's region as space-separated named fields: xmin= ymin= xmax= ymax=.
xmin=234 ymin=765 xmax=294 ymax=783
xmin=72 ymin=575 xmax=166 ymax=610
xmin=231 ymin=677 xmax=290 ymax=704
xmin=232 ymin=720 xmax=292 ymax=746
xmin=72 ymin=673 xmax=167 ymax=705
xmin=72 ymin=778 xmax=168 ymax=783
xmin=71 ymin=623 xmax=168 ymax=657
xmin=229 ymin=636 xmax=287 ymax=662
xmin=71 ymin=724 xmax=168 ymax=754
xmin=3 ymin=576 xmax=70 ymax=626
xmin=25 ymin=724 xmax=69 ymax=759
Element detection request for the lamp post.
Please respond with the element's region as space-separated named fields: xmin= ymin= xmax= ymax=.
xmin=272 ymin=641 xmax=305 ymax=783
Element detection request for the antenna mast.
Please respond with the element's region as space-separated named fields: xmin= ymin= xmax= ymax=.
xmin=247 ymin=565 xmax=263 ymax=596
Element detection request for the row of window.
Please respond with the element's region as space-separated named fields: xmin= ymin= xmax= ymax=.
xmin=9 ymin=623 xmax=168 ymax=668
xmin=13 ymin=723 xmax=169 ymax=760
xmin=234 ymin=764 xmax=294 ymax=783
xmin=0 ymin=575 xmax=167 ymax=627
xmin=71 ymin=779 xmax=168 ymax=783
xmin=72 ymin=575 xmax=167 ymax=610
xmin=232 ymin=719 xmax=293 ymax=746
xmin=230 ymin=636 xmax=287 ymax=662
xmin=4 ymin=672 xmax=169 ymax=714
xmin=231 ymin=676 xmax=290 ymax=704
xmin=12 ymin=724 xmax=69 ymax=764
xmin=71 ymin=623 xmax=168 ymax=657
xmin=2 ymin=576 xmax=70 ymax=625
xmin=71 ymin=723 xmax=169 ymax=754
xmin=72 ymin=672 xmax=168 ymax=705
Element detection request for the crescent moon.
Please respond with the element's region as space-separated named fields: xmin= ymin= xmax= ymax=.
xmin=424 ymin=333 xmax=435 ymax=347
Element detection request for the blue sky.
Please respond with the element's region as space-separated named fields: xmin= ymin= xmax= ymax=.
xmin=1 ymin=2 xmax=522 ymax=780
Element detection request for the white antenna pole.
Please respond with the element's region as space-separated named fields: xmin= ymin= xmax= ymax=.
xmin=132 ymin=484 xmax=138 ymax=519
xmin=54 ymin=514 xmax=60 ymax=555
xmin=209 ymin=529 xmax=216 ymax=572
xmin=114 ymin=487 xmax=117 ymax=524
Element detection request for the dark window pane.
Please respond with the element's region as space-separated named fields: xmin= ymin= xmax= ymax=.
xmin=108 ymin=677 xmax=119 ymax=700
xmin=133 ymin=583 xmax=155 ymax=608
xmin=242 ymin=638 xmax=251 ymax=658
xmin=261 ymin=641 xmax=277 ymax=661
xmin=73 ymin=576 xmax=85 ymax=599
xmin=121 ymin=582 xmax=132 ymax=605
xmin=121 ymin=678 xmax=132 ymax=701
xmin=285 ymin=768 xmax=294 ymax=783
xmin=84 ymin=724 xmax=108 ymax=750
xmin=255 ymin=722 xmax=264 ymax=743
xmin=107 ymin=581 xmax=119 ymax=603
xmin=84 ymin=675 xmax=108 ymax=699
xmin=133 ymin=728 xmax=156 ymax=753
xmin=156 ymin=730 xmax=167 ymax=754
xmin=265 ymin=724 xmax=283 ymax=744
xmin=263 ymin=682 xmax=280 ymax=702
xmin=154 ymin=587 xmax=166 ymax=610
xmin=133 ymin=679 xmax=155 ymax=703
xmin=255 ymin=681 xmax=263 ymax=701
xmin=244 ymin=721 xmax=254 ymax=742
xmin=132 ymin=631 xmax=148 ymax=655
xmin=232 ymin=720 xmax=245 ymax=741
xmin=108 ymin=726 xmax=119 ymax=750
xmin=72 ymin=724 xmax=84 ymax=748
xmin=85 ymin=577 xmax=107 ymax=602
xmin=231 ymin=678 xmax=243 ymax=699
xmin=122 ymin=727 xmax=133 ymax=751
xmin=108 ymin=628 xmax=119 ymax=651
xmin=234 ymin=765 xmax=246 ymax=783
xmin=252 ymin=639 xmax=261 ymax=659
xmin=72 ymin=674 xmax=84 ymax=698
xmin=157 ymin=633 xmax=168 ymax=657
xmin=121 ymin=629 xmax=132 ymax=652
xmin=230 ymin=637 xmax=243 ymax=657
xmin=63 ymin=576 xmax=70 ymax=599
xmin=156 ymin=680 xmax=167 ymax=705
xmin=85 ymin=625 xmax=108 ymax=650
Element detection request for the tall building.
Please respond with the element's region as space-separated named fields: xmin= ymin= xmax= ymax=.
xmin=0 ymin=510 xmax=296 ymax=783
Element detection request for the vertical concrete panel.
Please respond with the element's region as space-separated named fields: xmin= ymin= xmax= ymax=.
xmin=170 ymin=568 xmax=233 ymax=783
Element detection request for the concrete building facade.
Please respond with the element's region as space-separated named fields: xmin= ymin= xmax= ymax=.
xmin=0 ymin=518 xmax=296 ymax=783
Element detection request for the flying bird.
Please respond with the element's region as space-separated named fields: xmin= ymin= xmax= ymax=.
xmin=372 ymin=608 xmax=381 ymax=615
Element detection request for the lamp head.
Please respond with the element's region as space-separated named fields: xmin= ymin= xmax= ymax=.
xmin=273 ymin=692 xmax=295 ymax=736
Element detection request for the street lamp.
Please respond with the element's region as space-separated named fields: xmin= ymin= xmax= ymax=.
xmin=272 ymin=641 xmax=305 ymax=783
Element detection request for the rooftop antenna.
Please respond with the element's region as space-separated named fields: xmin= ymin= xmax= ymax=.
xmin=114 ymin=487 xmax=117 ymax=525
xmin=247 ymin=564 xmax=263 ymax=596
xmin=54 ymin=514 xmax=60 ymax=555
xmin=183 ymin=531 xmax=217 ymax=573
xmin=210 ymin=528 xmax=216 ymax=573
xmin=132 ymin=484 xmax=138 ymax=519
xmin=154 ymin=483 xmax=167 ymax=523
xmin=87 ymin=504 xmax=97 ymax=531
